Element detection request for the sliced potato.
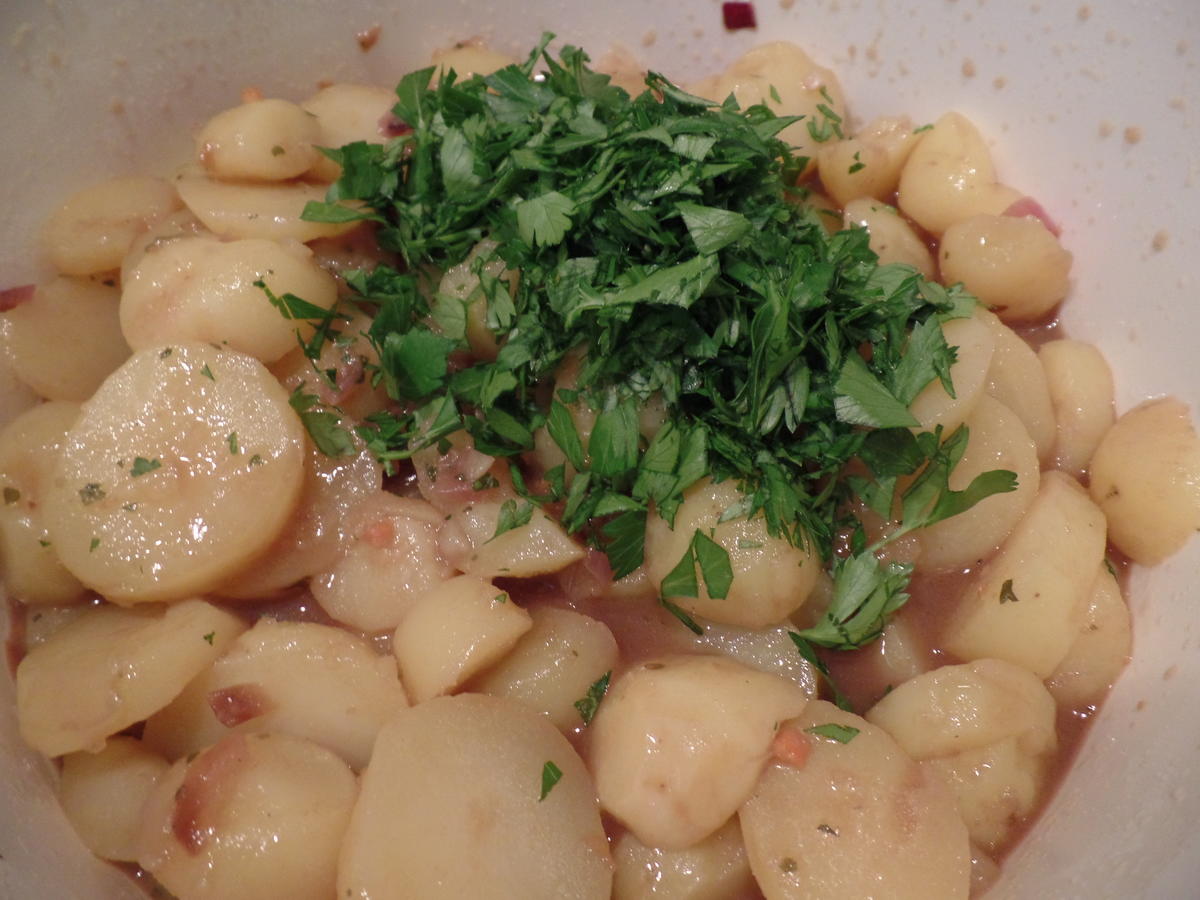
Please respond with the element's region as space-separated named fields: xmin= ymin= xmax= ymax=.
xmin=142 ymin=620 xmax=407 ymax=769
xmin=43 ymin=343 xmax=305 ymax=603
xmin=16 ymin=599 xmax=245 ymax=757
xmin=58 ymin=737 xmax=169 ymax=862
xmin=337 ymin=694 xmax=612 ymax=899
xmin=740 ymin=700 xmax=970 ymax=899
xmin=591 ymin=655 xmax=808 ymax=850
xmin=138 ymin=732 xmax=357 ymax=900
xmin=943 ymin=472 xmax=1106 ymax=677
xmin=392 ymin=574 xmax=532 ymax=703
xmin=1088 ymin=396 xmax=1200 ymax=564
xmin=612 ymin=817 xmax=755 ymax=900
xmin=1044 ymin=565 xmax=1132 ymax=709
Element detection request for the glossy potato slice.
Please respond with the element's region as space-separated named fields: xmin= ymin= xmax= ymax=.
xmin=943 ymin=472 xmax=1106 ymax=678
xmin=591 ymin=656 xmax=808 ymax=850
xmin=612 ymin=817 xmax=756 ymax=900
xmin=0 ymin=276 xmax=131 ymax=402
xmin=138 ymin=732 xmax=358 ymax=900
xmin=0 ymin=401 xmax=88 ymax=605
xmin=43 ymin=343 xmax=305 ymax=603
xmin=58 ymin=737 xmax=170 ymax=862
xmin=16 ymin=599 xmax=245 ymax=757
xmin=175 ymin=166 xmax=357 ymax=242
xmin=739 ymin=701 xmax=970 ymax=900
xmin=120 ymin=235 xmax=338 ymax=364
xmin=1088 ymin=396 xmax=1200 ymax=564
xmin=142 ymin=619 xmax=407 ymax=769
xmin=337 ymin=694 xmax=612 ymax=900
xmin=646 ymin=478 xmax=819 ymax=629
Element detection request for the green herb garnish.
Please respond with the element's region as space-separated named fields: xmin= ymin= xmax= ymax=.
xmin=130 ymin=457 xmax=162 ymax=477
xmin=289 ymin=36 xmax=1015 ymax=652
xmin=805 ymin=722 xmax=860 ymax=744
xmin=539 ymin=760 xmax=563 ymax=801
xmin=573 ymin=670 xmax=612 ymax=725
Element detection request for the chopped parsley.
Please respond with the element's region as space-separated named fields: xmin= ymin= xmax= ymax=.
xmin=287 ymin=35 xmax=1015 ymax=653
xmin=79 ymin=483 xmax=106 ymax=505
xmin=804 ymin=722 xmax=860 ymax=744
xmin=661 ymin=598 xmax=705 ymax=636
xmin=89 ymin=537 xmax=101 ymax=552
xmin=573 ymin=670 xmax=612 ymax=725
xmin=202 ymin=631 xmax=215 ymax=645
xmin=538 ymin=760 xmax=563 ymax=801
xmin=199 ymin=363 xmax=216 ymax=381
xmin=999 ymin=578 xmax=1020 ymax=604
xmin=2 ymin=486 xmax=19 ymax=505
xmin=129 ymin=457 xmax=162 ymax=477
xmin=227 ymin=432 xmax=240 ymax=455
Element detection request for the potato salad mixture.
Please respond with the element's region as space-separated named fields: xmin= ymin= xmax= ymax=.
xmin=3 ymin=33 xmax=1200 ymax=900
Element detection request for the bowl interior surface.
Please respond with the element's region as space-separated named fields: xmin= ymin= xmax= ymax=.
xmin=1 ymin=1 xmax=1198 ymax=897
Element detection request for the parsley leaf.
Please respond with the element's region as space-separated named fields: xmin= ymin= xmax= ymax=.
xmin=539 ymin=760 xmax=563 ymax=801
xmin=573 ymin=671 xmax=612 ymax=725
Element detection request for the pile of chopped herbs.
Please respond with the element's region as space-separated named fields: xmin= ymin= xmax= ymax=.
xmin=288 ymin=33 xmax=1016 ymax=659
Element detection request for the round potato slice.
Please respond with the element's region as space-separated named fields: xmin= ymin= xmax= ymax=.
xmin=337 ymin=694 xmax=612 ymax=900
xmin=740 ymin=701 xmax=970 ymax=900
xmin=139 ymin=732 xmax=357 ymax=900
xmin=16 ymin=599 xmax=245 ymax=757
xmin=43 ymin=343 xmax=305 ymax=603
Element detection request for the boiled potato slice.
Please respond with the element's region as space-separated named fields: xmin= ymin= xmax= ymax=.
xmin=939 ymin=214 xmax=1071 ymax=322
xmin=175 ymin=166 xmax=356 ymax=242
xmin=0 ymin=401 xmax=88 ymax=605
xmin=392 ymin=574 xmax=533 ymax=703
xmin=646 ymin=478 xmax=819 ymax=629
xmin=1088 ymin=396 xmax=1200 ymax=564
xmin=0 ymin=276 xmax=130 ymax=402
xmin=469 ymin=606 xmax=619 ymax=732
xmin=865 ymin=659 xmax=1057 ymax=761
xmin=896 ymin=111 xmax=1021 ymax=235
xmin=138 ymin=732 xmax=357 ymax=900
xmin=866 ymin=660 xmax=1057 ymax=851
xmin=907 ymin=314 xmax=995 ymax=434
xmin=842 ymin=198 xmax=935 ymax=277
xmin=1044 ymin=565 xmax=1132 ymax=709
xmin=16 ymin=599 xmax=245 ymax=757
xmin=311 ymin=492 xmax=455 ymax=632
xmin=740 ymin=700 xmax=970 ymax=899
xmin=196 ymin=99 xmax=320 ymax=181
xmin=1039 ymin=339 xmax=1115 ymax=477
xmin=41 ymin=175 xmax=181 ymax=275
xmin=818 ymin=115 xmax=920 ymax=208
xmin=449 ymin=499 xmax=586 ymax=578
xmin=42 ymin=343 xmax=305 ymax=603
xmin=916 ymin=396 xmax=1040 ymax=571
xmin=120 ymin=235 xmax=338 ymax=364
xmin=337 ymin=694 xmax=612 ymax=899
xmin=612 ymin=817 xmax=755 ymax=900
xmin=143 ymin=619 xmax=407 ymax=769
xmin=58 ymin=736 xmax=169 ymax=862
xmin=943 ymin=472 xmax=1106 ymax=677
xmin=218 ymin=441 xmax=381 ymax=599
xmin=301 ymin=83 xmax=396 ymax=182
xmin=978 ymin=308 xmax=1056 ymax=462
xmin=590 ymin=655 xmax=808 ymax=850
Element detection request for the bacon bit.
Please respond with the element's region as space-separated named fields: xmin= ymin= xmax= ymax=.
xmin=558 ymin=549 xmax=615 ymax=601
xmin=1003 ymin=197 xmax=1062 ymax=236
xmin=771 ymin=727 xmax=813 ymax=768
xmin=0 ymin=284 xmax=35 ymax=312
xmin=207 ymin=684 xmax=272 ymax=727
xmin=171 ymin=734 xmax=251 ymax=854
xmin=239 ymin=86 xmax=264 ymax=104
xmin=722 ymin=2 xmax=758 ymax=30
xmin=378 ymin=111 xmax=413 ymax=138
xmin=361 ymin=516 xmax=397 ymax=549
xmin=356 ymin=24 xmax=382 ymax=52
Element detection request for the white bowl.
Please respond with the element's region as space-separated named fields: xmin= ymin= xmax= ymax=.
xmin=1 ymin=1 xmax=1197 ymax=897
